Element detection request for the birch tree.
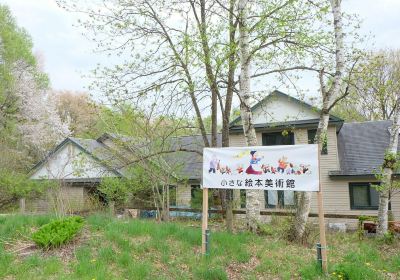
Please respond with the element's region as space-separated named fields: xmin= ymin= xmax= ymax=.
xmin=378 ymin=94 xmax=400 ymax=235
xmin=326 ymin=50 xmax=400 ymax=235
xmin=237 ymin=0 xmax=261 ymax=232
xmin=290 ymin=0 xmax=351 ymax=242
xmin=63 ymin=0 xmax=340 ymax=231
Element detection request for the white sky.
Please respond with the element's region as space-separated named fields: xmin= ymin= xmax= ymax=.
xmin=2 ymin=0 xmax=400 ymax=95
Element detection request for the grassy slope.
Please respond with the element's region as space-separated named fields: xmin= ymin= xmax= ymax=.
xmin=0 ymin=214 xmax=399 ymax=280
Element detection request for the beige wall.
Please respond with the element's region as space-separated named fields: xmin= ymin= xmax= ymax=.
xmin=176 ymin=183 xmax=191 ymax=207
xmin=229 ymin=126 xmax=400 ymax=221
xmin=27 ymin=185 xmax=86 ymax=214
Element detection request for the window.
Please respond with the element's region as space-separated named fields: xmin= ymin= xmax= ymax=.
xmin=262 ymin=131 xmax=294 ymax=146
xmin=262 ymin=131 xmax=295 ymax=209
xmin=308 ymin=129 xmax=328 ymax=154
xmin=264 ymin=190 xmax=296 ymax=208
xmin=240 ymin=190 xmax=246 ymax=208
xmin=349 ymin=183 xmax=379 ymax=210
xmin=190 ymin=185 xmax=201 ymax=208
xmin=169 ymin=186 xmax=176 ymax=206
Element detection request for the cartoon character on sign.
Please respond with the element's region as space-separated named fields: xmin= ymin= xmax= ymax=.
xmin=301 ymin=164 xmax=311 ymax=174
xmin=208 ymin=155 xmax=219 ymax=173
xmin=217 ymin=162 xmax=232 ymax=174
xmin=261 ymin=164 xmax=270 ymax=173
xmin=286 ymin=163 xmax=294 ymax=174
xmin=245 ymin=151 xmax=263 ymax=175
xmin=277 ymin=156 xmax=288 ymax=173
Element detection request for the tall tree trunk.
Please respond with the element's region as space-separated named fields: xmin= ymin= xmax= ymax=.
xmin=377 ymin=94 xmax=400 ymax=235
xmin=190 ymin=0 xmax=234 ymax=231
xmin=238 ymin=0 xmax=260 ymax=232
xmin=290 ymin=0 xmax=344 ymax=242
xmin=221 ymin=0 xmax=237 ymax=233
xmin=291 ymin=112 xmax=329 ymax=241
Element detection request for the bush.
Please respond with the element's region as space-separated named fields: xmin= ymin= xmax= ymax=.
xmin=32 ymin=216 xmax=84 ymax=248
xmin=0 ymin=169 xmax=54 ymax=210
xmin=98 ymin=177 xmax=130 ymax=207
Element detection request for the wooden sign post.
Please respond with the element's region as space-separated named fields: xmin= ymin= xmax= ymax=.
xmin=317 ymin=147 xmax=328 ymax=273
xmin=201 ymin=187 xmax=209 ymax=254
xmin=201 ymin=145 xmax=327 ymax=269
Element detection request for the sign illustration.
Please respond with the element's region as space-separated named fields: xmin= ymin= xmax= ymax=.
xmin=202 ymin=144 xmax=319 ymax=191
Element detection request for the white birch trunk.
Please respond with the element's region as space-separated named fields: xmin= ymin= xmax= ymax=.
xmin=238 ymin=0 xmax=260 ymax=232
xmin=291 ymin=0 xmax=344 ymax=242
xmin=377 ymin=94 xmax=400 ymax=235
xmin=292 ymin=113 xmax=329 ymax=241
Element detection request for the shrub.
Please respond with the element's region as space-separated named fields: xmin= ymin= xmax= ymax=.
xmin=98 ymin=177 xmax=130 ymax=207
xmin=0 ymin=169 xmax=54 ymax=211
xmin=32 ymin=216 xmax=84 ymax=248
xmin=379 ymin=232 xmax=395 ymax=244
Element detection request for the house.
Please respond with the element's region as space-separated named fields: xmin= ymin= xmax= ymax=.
xmin=29 ymin=90 xmax=400 ymax=227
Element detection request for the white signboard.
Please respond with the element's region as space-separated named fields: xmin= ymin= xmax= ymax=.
xmin=202 ymin=144 xmax=319 ymax=191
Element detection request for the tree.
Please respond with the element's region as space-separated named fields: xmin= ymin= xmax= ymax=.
xmin=237 ymin=0 xmax=260 ymax=232
xmin=377 ymin=97 xmax=400 ymax=235
xmin=329 ymin=50 xmax=400 ymax=235
xmin=94 ymin=103 xmax=199 ymax=221
xmin=55 ymin=91 xmax=99 ymax=137
xmin=0 ymin=4 xmax=70 ymax=170
xmin=290 ymin=0 xmax=361 ymax=242
xmin=333 ymin=50 xmax=400 ymax=122
xmin=15 ymin=72 xmax=70 ymax=159
xmin=0 ymin=4 xmax=38 ymax=132
xmin=62 ymin=0 xmax=342 ymax=231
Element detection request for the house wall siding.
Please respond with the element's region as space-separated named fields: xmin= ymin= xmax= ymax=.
xmin=27 ymin=185 xmax=86 ymax=213
xmin=30 ymin=142 xmax=114 ymax=180
xmin=234 ymin=94 xmax=320 ymax=126
xmin=176 ymin=183 xmax=191 ymax=207
xmin=229 ymin=126 xmax=400 ymax=221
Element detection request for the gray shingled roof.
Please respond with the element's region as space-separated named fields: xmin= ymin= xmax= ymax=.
xmin=69 ymin=137 xmax=126 ymax=174
xmin=163 ymin=134 xmax=222 ymax=180
xmin=331 ymin=120 xmax=398 ymax=176
xmin=33 ymin=120 xmax=396 ymax=181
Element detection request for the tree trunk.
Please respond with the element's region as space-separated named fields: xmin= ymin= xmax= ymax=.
xmin=190 ymin=0 xmax=234 ymax=231
xmin=290 ymin=0 xmax=345 ymax=243
xmin=221 ymin=0 xmax=237 ymax=233
xmin=377 ymin=94 xmax=400 ymax=235
xmin=291 ymin=112 xmax=329 ymax=241
xmin=377 ymin=172 xmax=390 ymax=235
xmin=238 ymin=0 xmax=260 ymax=233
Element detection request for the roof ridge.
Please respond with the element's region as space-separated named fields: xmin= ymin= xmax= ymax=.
xmin=69 ymin=136 xmax=97 ymax=141
xmin=343 ymin=119 xmax=392 ymax=125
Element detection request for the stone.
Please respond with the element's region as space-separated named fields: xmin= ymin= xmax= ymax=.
xmin=328 ymin=222 xmax=347 ymax=232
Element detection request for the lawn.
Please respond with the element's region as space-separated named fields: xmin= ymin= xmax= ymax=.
xmin=0 ymin=214 xmax=399 ymax=280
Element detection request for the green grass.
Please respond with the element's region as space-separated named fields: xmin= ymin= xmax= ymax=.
xmin=0 ymin=214 xmax=399 ymax=279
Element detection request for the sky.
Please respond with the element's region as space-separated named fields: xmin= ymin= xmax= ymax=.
xmin=2 ymin=0 xmax=400 ymax=96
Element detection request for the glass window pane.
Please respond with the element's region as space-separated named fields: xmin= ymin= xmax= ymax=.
xmin=241 ymin=190 xmax=246 ymax=209
xmin=268 ymin=190 xmax=278 ymax=206
xmin=264 ymin=134 xmax=277 ymax=146
xmin=169 ymin=186 xmax=176 ymax=206
xmin=308 ymin=129 xmax=316 ymax=144
xmin=284 ymin=191 xmax=295 ymax=206
xmin=370 ymin=187 xmax=379 ymax=207
xmin=352 ymin=186 xmax=369 ymax=207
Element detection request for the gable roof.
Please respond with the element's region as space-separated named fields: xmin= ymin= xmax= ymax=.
xmin=29 ymin=137 xmax=124 ymax=178
xmin=99 ymin=132 xmax=222 ymax=180
xmin=330 ymin=120 xmax=400 ymax=177
xmin=229 ymin=90 xmax=343 ymax=128
xmin=30 ymin=133 xmax=222 ymax=182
